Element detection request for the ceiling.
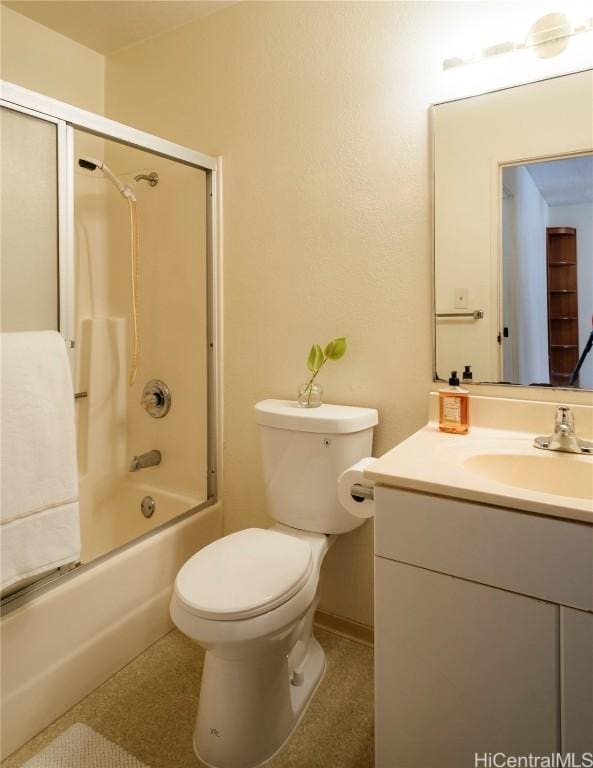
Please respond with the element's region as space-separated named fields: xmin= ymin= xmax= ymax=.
xmin=526 ymin=155 xmax=593 ymax=207
xmin=3 ymin=1 xmax=236 ymax=54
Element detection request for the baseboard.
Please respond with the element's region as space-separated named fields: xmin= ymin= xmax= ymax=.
xmin=0 ymin=503 xmax=222 ymax=760
xmin=314 ymin=610 xmax=374 ymax=647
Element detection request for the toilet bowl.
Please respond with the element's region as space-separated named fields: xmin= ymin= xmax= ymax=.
xmin=171 ymin=526 xmax=330 ymax=768
xmin=171 ymin=400 xmax=378 ymax=768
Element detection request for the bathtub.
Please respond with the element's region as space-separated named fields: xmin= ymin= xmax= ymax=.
xmin=0 ymin=499 xmax=222 ymax=760
xmin=79 ymin=475 xmax=205 ymax=563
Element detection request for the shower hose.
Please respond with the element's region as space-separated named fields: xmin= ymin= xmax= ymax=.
xmin=127 ymin=198 xmax=140 ymax=386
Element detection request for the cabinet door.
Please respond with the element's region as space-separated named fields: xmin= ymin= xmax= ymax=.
xmin=561 ymin=607 xmax=593 ymax=753
xmin=375 ymin=558 xmax=559 ymax=768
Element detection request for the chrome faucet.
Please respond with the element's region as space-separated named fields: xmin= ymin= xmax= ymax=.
xmin=534 ymin=407 xmax=593 ymax=455
xmin=130 ymin=449 xmax=162 ymax=472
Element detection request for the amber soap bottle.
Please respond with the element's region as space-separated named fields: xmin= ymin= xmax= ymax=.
xmin=438 ymin=371 xmax=469 ymax=434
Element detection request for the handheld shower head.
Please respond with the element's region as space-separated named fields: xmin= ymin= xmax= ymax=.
xmin=78 ymin=157 xmax=99 ymax=171
xmin=77 ymin=156 xmax=136 ymax=202
xmin=77 ymin=156 xmax=141 ymax=387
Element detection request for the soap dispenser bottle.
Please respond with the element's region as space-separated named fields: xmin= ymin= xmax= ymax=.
xmin=439 ymin=371 xmax=469 ymax=434
xmin=462 ymin=365 xmax=473 ymax=385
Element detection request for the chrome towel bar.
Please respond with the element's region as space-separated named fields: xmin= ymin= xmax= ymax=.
xmin=436 ymin=310 xmax=484 ymax=320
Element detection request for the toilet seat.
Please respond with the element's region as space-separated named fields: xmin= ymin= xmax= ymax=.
xmin=174 ymin=528 xmax=313 ymax=621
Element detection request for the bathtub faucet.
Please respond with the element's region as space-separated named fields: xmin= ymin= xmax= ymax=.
xmin=130 ymin=449 xmax=161 ymax=472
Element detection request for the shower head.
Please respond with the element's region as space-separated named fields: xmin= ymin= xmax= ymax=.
xmin=77 ymin=156 xmax=136 ymax=202
xmin=78 ymin=157 xmax=99 ymax=171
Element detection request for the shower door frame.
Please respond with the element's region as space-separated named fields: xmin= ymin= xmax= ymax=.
xmin=0 ymin=81 xmax=221 ymax=607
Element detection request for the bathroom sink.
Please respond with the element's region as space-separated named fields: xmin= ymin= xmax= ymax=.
xmin=364 ymin=396 xmax=593 ymax=523
xmin=463 ymin=453 xmax=592 ymax=500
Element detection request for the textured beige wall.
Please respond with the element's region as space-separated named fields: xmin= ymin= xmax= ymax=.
xmin=105 ymin=1 xmax=440 ymax=626
xmin=0 ymin=5 xmax=105 ymax=113
xmin=104 ymin=0 xmax=593 ymax=626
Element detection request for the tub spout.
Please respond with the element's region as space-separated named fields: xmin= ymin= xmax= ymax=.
xmin=130 ymin=449 xmax=161 ymax=472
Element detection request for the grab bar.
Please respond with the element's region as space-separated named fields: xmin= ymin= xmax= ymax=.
xmin=436 ymin=310 xmax=484 ymax=320
xmin=74 ymin=391 xmax=88 ymax=399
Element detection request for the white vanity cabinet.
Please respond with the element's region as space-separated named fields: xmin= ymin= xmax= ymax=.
xmin=374 ymin=487 xmax=593 ymax=768
xmin=561 ymin=607 xmax=593 ymax=755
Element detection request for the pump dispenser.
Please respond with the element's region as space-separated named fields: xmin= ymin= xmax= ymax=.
xmin=438 ymin=371 xmax=469 ymax=434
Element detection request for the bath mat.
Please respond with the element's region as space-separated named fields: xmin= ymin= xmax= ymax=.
xmin=21 ymin=723 xmax=149 ymax=768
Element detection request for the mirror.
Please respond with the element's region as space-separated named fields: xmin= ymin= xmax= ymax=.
xmin=433 ymin=69 xmax=593 ymax=390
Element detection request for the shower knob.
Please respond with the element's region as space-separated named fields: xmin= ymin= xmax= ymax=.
xmin=141 ymin=379 xmax=171 ymax=418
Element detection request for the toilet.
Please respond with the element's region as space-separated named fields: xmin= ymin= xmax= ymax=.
xmin=170 ymin=399 xmax=378 ymax=768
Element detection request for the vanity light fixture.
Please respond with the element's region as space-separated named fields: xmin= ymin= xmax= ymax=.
xmin=443 ymin=12 xmax=593 ymax=70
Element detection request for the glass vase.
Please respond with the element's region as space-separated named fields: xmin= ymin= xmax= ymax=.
xmin=297 ymin=382 xmax=323 ymax=408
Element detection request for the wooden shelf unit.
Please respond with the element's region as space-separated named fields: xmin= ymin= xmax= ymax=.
xmin=546 ymin=227 xmax=578 ymax=386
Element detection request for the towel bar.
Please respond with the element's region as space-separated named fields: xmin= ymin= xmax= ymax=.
xmin=436 ymin=310 xmax=484 ymax=320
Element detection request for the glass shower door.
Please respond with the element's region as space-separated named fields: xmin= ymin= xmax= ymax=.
xmin=1 ymin=105 xmax=60 ymax=332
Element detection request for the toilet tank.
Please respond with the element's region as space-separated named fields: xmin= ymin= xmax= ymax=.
xmin=255 ymin=400 xmax=378 ymax=534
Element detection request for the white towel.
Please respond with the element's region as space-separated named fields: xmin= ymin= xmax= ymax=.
xmin=1 ymin=331 xmax=81 ymax=590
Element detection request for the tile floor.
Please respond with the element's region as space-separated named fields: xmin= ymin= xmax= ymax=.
xmin=2 ymin=627 xmax=374 ymax=768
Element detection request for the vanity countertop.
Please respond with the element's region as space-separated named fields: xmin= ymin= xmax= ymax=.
xmin=364 ymin=422 xmax=593 ymax=525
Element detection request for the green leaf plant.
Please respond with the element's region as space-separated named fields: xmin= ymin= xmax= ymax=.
xmin=301 ymin=337 xmax=347 ymax=405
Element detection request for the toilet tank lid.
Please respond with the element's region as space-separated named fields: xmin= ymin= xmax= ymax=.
xmin=255 ymin=399 xmax=378 ymax=434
